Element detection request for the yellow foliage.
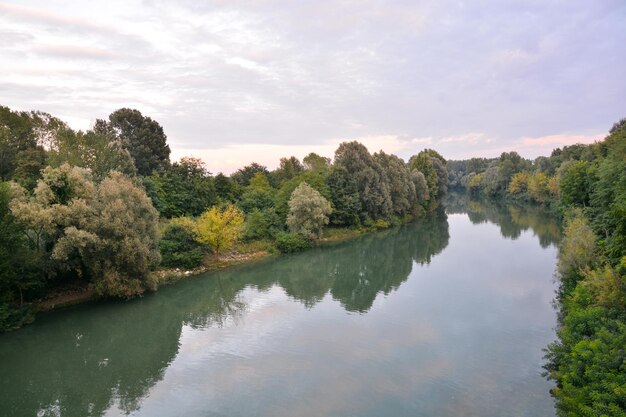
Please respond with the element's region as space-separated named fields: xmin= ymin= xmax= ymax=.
xmin=508 ymin=172 xmax=530 ymax=194
xmin=195 ymin=204 xmax=244 ymax=257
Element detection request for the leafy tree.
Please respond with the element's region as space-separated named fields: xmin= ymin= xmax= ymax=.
xmin=160 ymin=217 xmax=204 ymax=269
xmin=144 ymin=157 xmax=215 ymax=217
xmin=303 ymin=152 xmax=331 ymax=172
xmin=11 ymin=166 xmax=161 ymax=298
xmin=214 ymin=172 xmax=236 ymax=201
xmin=47 ymin=128 xmax=136 ymax=181
xmin=238 ymin=172 xmax=275 ymax=213
xmin=231 ymin=162 xmax=269 ymax=187
xmin=528 ymin=172 xmax=552 ymax=203
xmin=508 ymin=172 xmax=530 ymax=195
xmin=286 ymin=182 xmax=332 ymax=240
xmin=13 ymin=146 xmax=46 ymax=190
xmin=97 ymin=108 xmax=170 ymax=175
xmin=374 ymin=151 xmax=416 ymax=217
xmin=243 ymin=208 xmax=280 ymax=241
xmin=0 ymin=182 xmax=42 ymax=330
xmin=334 ymin=141 xmax=391 ymax=220
xmin=327 ymin=164 xmax=361 ymax=226
xmin=0 ymin=106 xmax=36 ymax=180
xmin=558 ymin=160 xmax=592 ymax=206
xmin=274 ymin=170 xmax=331 ymax=224
xmin=195 ymin=204 xmax=244 ymax=257
xmin=274 ymin=156 xmax=304 ymax=182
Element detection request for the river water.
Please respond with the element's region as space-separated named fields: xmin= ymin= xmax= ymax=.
xmin=0 ymin=197 xmax=561 ymax=417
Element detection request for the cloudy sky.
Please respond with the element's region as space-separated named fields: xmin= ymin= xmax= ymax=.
xmin=1 ymin=1 xmax=624 ymax=173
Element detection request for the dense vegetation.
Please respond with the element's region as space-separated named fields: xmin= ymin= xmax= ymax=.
xmin=0 ymin=105 xmax=448 ymax=330
xmin=450 ymin=119 xmax=626 ymax=416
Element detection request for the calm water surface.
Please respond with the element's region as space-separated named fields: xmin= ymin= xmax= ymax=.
xmin=0 ymin=198 xmax=561 ymax=417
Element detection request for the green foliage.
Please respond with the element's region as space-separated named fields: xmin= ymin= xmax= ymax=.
xmin=98 ymin=108 xmax=171 ymax=176
xmin=160 ymin=218 xmax=204 ymax=269
xmin=275 ymin=231 xmax=313 ymax=253
xmin=11 ymin=166 xmax=161 ymax=299
xmin=559 ymin=160 xmax=593 ymax=206
xmin=47 ymin=128 xmax=137 ymax=181
xmin=231 ymin=163 xmax=269 ymax=187
xmin=273 ymin=156 xmax=304 ymax=182
xmin=334 ymin=141 xmax=392 ymax=220
xmin=408 ymin=149 xmax=448 ymax=208
xmin=144 ymin=157 xmax=215 ymax=218
xmin=327 ymin=164 xmax=362 ymax=226
xmin=243 ymin=208 xmax=280 ymax=241
xmin=238 ymin=172 xmax=275 ymax=213
xmin=544 ymin=118 xmax=626 ymax=417
xmin=274 ymin=169 xmax=330 ymax=223
xmin=286 ymin=182 xmax=332 ymax=240
xmin=0 ymin=182 xmax=41 ymax=330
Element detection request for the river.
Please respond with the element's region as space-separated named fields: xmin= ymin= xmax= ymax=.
xmin=0 ymin=196 xmax=561 ymax=417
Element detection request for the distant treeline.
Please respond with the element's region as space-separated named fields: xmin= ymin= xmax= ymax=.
xmin=451 ymin=119 xmax=626 ymax=416
xmin=0 ymin=105 xmax=448 ymax=330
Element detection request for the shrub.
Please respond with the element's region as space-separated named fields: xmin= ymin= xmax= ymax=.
xmin=275 ymin=232 xmax=312 ymax=253
xmin=160 ymin=218 xmax=204 ymax=269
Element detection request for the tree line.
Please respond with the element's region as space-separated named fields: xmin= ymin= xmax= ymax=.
xmin=450 ymin=119 xmax=626 ymax=416
xmin=0 ymin=105 xmax=448 ymax=330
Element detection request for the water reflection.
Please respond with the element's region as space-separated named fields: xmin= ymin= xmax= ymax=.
xmin=0 ymin=199 xmax=559 ymax=417
xmin=444 ymin=192 xmax=561 ymax=248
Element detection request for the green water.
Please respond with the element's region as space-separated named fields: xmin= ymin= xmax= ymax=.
xmin=0 ymin=198 xmax=560 ymax=417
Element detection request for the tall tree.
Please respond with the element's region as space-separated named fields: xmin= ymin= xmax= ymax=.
xmin=97 ymin=108 xmax=170 ymax=176
xmin=334 ymin=141 xmax=391 ymax=220
xmin=287 ymin=182 xmax=332 ymax=240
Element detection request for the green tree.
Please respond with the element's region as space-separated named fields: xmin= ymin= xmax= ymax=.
xmin=160 ymin=217 xmax=204 ymax=269
xmin=274 ymin=156 xmax=304 ymax=183
xmin=286 ymin=182 xmax=332 ymax=240
xmin=11 ymin=166 xmax=161 ymax=298
xmin=374 ymin=151 xmax=416 ymax=217
xmin=327 ymin=164 xmax=362 ymax=226
xmin=98 ymin=108 xmax=170 ymax=175
xmin=47 ymin=128 xmax=137 ymax=181
xmin=238 ymin=172 xmax=275 ymax=213
xmin=195 ymin=204 xmax=244 ymax=257
xmin=144 ymin=157 xmax=215 ymax=217
xmin=303 ymin=152 xmax=331 ymax=172
xmin=0 ymin=182 xmax=42 ymax=330
xmin=558 ymin=160 xmax=592 ymax=206
xmin=334 ymin=141 xmax=391 ymax=220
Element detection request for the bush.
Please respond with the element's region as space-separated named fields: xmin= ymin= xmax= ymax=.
xmin=160 ymin=219 xmax=204 ymax=269
xmin=275 ymin=232 xmax=312 ymax=253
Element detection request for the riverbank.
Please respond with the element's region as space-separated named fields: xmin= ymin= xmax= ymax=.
xmin=31 ymin=224 xmax=381 ymax=314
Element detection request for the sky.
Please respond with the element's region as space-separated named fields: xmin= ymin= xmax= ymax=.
xmin=1 ymin=0 xmax=625 ymax=173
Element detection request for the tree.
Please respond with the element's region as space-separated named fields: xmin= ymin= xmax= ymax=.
xmin=374 ymin=151 xmax=416 ymax=217
xmin=327 ymin=164 xmax=361 ymax=226
xmin=144 ymin=157 xmax=215 ymax=217
xmin=160 ymin=217 xmax=204 ymax=269
xmin=231 ymin=162 xmax=269 ymax=187
xmin=334 ymin=141 xmax=391 ymax=220
xmin=47 ymin=128 xmax=137 ymax=181
xmin=0 ymin=182 xmax=42 ymax=330
xmin=558 ymin=160 xmax=591 ymax=206
xmin=98 ymin=108 xmax=170 ymax=175
xmin=274 ymin=156 xmax=304 ymax=182
xmin=195 ymin=204 xmax=244 ymax=257
xmin=238 ymin=172 xmax=274 ymax=213
xmin=303 ymin=152 xmax=331 ymax=171
xmin=286 ymin=182 xmax=332 ymax=240
xmin=11 ymin=166 xmax=161 ymax=298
